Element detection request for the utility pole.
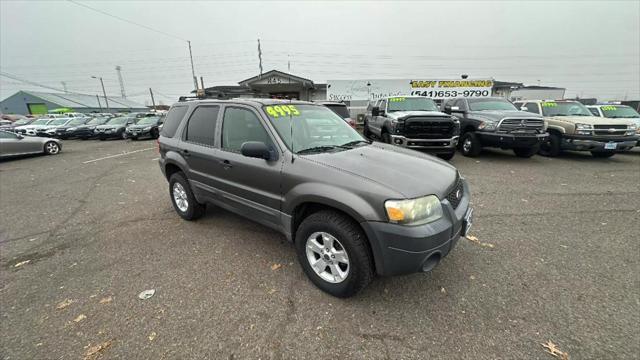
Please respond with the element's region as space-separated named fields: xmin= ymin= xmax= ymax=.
xmin=61 ymin=81 xmax=68 ymax=93
xmin=188 ymin=40 xmax=198 ymax=92
xmin=115 ymin=65 xmax=126 ymax=98
xmin=149 ymin=88 xmax=156 ymax=111
xmin=257 ymin=38 xmax=263 ymax=79
xmin=91 ymin=76 xmax=110 ymax=113
xmin=96 ymin=95 xmax=103 ymax=112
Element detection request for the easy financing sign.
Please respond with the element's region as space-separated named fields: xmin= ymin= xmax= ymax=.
xmin=326 ymin=79 xmax=494 ymax=101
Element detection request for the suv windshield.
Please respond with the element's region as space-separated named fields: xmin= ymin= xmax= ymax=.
xmin=600 ymin=105 xmax=640 ymax=118
xmin=264 ymin=104 xmax=366 ymax=153
xmin=136 ymin=117 xmax=159 ymax=125
xmin=541 ymin=101 xmax=592 ymax=116
xmin=468 ymin=98 xmax=517 ymax=111
xmin=107 ymin=117 xmax=133 ymax=125
xmin=387 ymin=97 xmax=438 ymax=112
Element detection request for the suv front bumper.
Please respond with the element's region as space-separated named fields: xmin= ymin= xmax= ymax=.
xmin=562 ymin=135 xmax=638 ymax=152
xmin=390 ymin=135 xmax=459 ymax=152
xmin=477 ymin=132 xmax=547 ymax=149
xmin=360 ymin=178 xmax=471 ymax=276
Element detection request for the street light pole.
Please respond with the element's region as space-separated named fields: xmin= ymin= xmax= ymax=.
xmin=92 ymin=76 xmax=110 ymax=113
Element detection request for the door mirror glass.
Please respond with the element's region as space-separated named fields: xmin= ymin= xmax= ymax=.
xmin=371 ymin=106 xmax=380 ymax=117
xmin=241 ymin=141 xmax=272 ymax=160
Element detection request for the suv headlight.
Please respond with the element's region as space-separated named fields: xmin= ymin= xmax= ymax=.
xmin=478 ymin=121 xmax=497 ymax=131
xmin=143 ymin=126 xmax=151 ymax=131
xmin=575 ymin=123 xmax=593 ymax=135
xmin=626 ymin=123 xmax=638 ymax=135
xmin=384 ymin=195 xmax=443 ymax=226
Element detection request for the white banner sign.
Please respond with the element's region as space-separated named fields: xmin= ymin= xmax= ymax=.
xmin=327 ymin=79 xmax=494 ymax=101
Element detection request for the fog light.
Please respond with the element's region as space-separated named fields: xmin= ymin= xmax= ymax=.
xmin=394 ymin=138 xmax=403 ymax=145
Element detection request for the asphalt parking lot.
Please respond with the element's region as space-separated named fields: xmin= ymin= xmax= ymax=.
xmin=1 ymin=139 xmax=639 ymax=359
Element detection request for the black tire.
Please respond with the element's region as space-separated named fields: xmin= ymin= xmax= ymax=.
xmin=513 ymin=146 xmax=539 ymax=158
xmin=362 ymin=122 xmax=372 ymax=139
xmin=460 ymin=132 xmax=482 ymax=157
xmin=169 ymin=172 xmax=205 ymax=221
xmin=437 ymin=151 xmax=455 ymax=161
xmin=99 ymin=136 xmax=106 ymax=141
xmin=119 ymin=130 xmax=127 ymax=140
xmin=130 ymin=136 xmax=138 ymax=141
xmin=80 ymin=137 xmax=89 ymax=140
xmin=151 ymin=128 xmax=159 ymax=139
xmin=381 ymin=131 xmax=391 ymax=144
xmin=591 ymin=151 xmax=616 ymax=158
xmin=539 ymin=132 xmax=562 ymax=157
xmin=43 ymin=141 xmax=61 ymax=155
xmin=295 ymin=210 xmax=374 ymax=298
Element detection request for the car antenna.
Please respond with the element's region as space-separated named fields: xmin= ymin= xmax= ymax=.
xmin=289 ymin=96 xmax=295 ymax=163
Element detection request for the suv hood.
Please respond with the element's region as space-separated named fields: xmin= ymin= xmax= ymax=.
xmin=545 ymin=115 xmax=634 ymax=125
xmin=468 ymin=110 xmax=542 ymax=121
xmin=301 ymin=142 xmax=458 ymax=199
xmin=387 ymin=110 xmax=450 ymax=120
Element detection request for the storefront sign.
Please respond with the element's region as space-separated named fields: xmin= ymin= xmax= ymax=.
xmin=327 ymin=79 xmax=493 ymax=101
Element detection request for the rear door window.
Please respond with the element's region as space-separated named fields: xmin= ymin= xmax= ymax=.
xmin=185 ymin=106 xmax=220 ymax=147
xmin=160 ymin=106 xmax=188 ymax=138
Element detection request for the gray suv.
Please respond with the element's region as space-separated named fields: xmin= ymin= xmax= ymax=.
xmin=158 ymin=98 xmax=473 ymax=297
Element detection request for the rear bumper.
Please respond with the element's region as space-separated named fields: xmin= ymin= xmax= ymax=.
xmin=390 ymin=135 xmax=459 ymax=152
xmin=561 ymin=135 xmax=638 ymax=151
xmin=477 ymin=132 xmax=547 ymax=148
xmin=360 ymin=179 xmax=471 ymax=276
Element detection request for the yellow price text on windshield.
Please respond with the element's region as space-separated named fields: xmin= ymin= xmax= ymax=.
xmin=541 ymin=102 xmax=557 ymax=107
xmin=265 ymin=105 xmax=300 ymax=118
xmin=601 ymin=105 xmax=617 ymax=111
xmin=389 ymin=97 xmax=406 ymax=102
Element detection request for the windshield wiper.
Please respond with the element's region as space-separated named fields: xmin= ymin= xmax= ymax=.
xmin=340 ymin=140 xmax=371 ymax=148
xmin=297 ymin=145 xmax=343 ymax=154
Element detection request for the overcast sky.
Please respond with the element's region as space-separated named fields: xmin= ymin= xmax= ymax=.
xmin=1 ymin=0 xmax=638 ymax=105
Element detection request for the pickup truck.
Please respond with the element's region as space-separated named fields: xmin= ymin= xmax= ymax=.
xmin=363 ymin=96 xmax=460 ymax=160
xmin=514 ymin=100 xmax=638 ymax=158
xmin=442 ymin=97 xmax=547 ymax=158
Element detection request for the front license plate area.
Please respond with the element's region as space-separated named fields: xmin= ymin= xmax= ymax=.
xmin=604 ymin=142 xmax=617 ymax=150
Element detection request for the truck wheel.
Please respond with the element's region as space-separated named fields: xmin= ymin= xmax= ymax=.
xmin=539 ymin=133 xmax=561 ymax=157
xmin=362 ymin=123 xmax=372 ymax=139
xmin=169 ymin=172 xmax=205 ymax=220
xmin=513 ymin=146 xmax=538 ymax=158
xmin=460 ymin=132 xmax=481 ymax=157
xmin=590 ymin=151 xmax=615 ymax=158
xmin=381 ymin=131 xmax=391 ymax=144
xmin=295 ymin=210 xmax=374 ymax=298
xmin=437 ymin=152 xmax=455 ymax=161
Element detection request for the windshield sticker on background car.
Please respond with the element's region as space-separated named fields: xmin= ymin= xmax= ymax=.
xmin=389 ymin=97 xmax=406 ymax=102
xmin=541 ymin=102 xmax=558 ymax=107
xmin=265 ymin=105 xmax=300 ymax=118
xmin=601 ymin=105 xmax=617 ymax=111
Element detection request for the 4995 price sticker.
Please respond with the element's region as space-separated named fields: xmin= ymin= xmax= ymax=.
xmin=410 ymin=89 xmax=490 ymax=98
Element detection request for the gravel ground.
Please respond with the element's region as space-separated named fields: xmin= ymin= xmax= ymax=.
xmin=1 ymin=139 xmax=639 ymax=359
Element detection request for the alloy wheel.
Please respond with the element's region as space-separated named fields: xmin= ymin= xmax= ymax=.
xmin=172 ymin=183 xmax=189 ymax=212
xmin=305 ymin=232 xmax=350 ymax=283
xmin=46 ymin=142 xmax=59 ymax=154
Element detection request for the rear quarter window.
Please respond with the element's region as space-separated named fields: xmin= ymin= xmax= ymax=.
xmin=160 ymin=106 xmax=188 ymax=138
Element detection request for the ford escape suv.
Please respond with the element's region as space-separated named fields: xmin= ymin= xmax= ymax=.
xmin=158 ymin=98 xmax=473 ymax=297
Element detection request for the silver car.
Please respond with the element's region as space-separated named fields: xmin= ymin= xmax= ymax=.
xmin=0 ymin=130 xmax=62 ymax=158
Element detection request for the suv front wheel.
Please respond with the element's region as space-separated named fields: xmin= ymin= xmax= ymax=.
xmin=460 ymin=132 xmax=482 ymax=157
xmin=295 ymin=210 xmax=373 ymax=298
xmin=169 ymin=172 xmax=205 ymax=220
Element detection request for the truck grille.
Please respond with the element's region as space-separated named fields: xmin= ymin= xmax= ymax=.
xmin=446 ymin=176 xmax=464 ymax=209
xmin=403 ymin=117 xmax=455 ymax=139
xmin=593 ymin=124 xmax=627 ymax=136
xmin=498 ymin=118 xmax=544 ymax=133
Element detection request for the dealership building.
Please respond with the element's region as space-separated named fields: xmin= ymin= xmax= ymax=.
xmin=0 ymin=90 xmax=148 ymax=115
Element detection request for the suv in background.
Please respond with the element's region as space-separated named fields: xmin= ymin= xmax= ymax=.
xmin=158 ymin=98 xmax=472 ymax=297
xmin=514 ymin=100 xmax=638 ymax=158
xmin=315 ymin=101 xmax=356 ymax=128
xmin=587 ymin=104 xmax=640 ymax=146
xmin=442 ymin=97 xmax=547 ymax=158
xmin=363 ymin=96 xmax=460 ymax=160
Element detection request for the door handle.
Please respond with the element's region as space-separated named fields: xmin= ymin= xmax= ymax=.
xmin=220 ymin=159 xmax=233 ymax=169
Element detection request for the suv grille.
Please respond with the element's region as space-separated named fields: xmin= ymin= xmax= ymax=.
xmin=498 ymin=118 xmax=544 ymax=133
xmin=403 ymin=117 xmax=455 ymax=139
xmin=593 ymin=124 xmax=627 ymax=136
xmin=446 ymin=176 xmax=464 ymax=209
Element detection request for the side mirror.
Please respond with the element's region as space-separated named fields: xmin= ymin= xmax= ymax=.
xmin=371 ymin=106 xmax=380 ymax=117
xmin=241 ymin=141 xmax=274 ymax=160
xmin=520 ymin=106 xmax=528 ymax=111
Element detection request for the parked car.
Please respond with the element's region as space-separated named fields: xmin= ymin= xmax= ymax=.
xmin=514 ymin=100 xmax=638 ymax=158
xmin=37 ymin=118 xmax=72 ymax=137
xmin=0 ymin=120 xmax=12 ymax=126
xmin=44 ymin=117 xmax=91 ymax=139
xmin=363 ymin=96 xmax=460 ymax=160
xmin=14 ymin=118 xmax=55 ymax=136
xmin=94 ymin=116 xmax=137 ymax=140
xmin=71 ymin=117 xmax=110 ymax=140
xmin=0 ymin=130 xmax=61 ymax=158
xmin=126 ymin=116 xmax=163 ymax=140
xmin=315 ymin=101 xmax=356 ymax=128
xmin=442 ymin=97 xmax=547 ymax=158
xmin=587 ymin=104 xmax=640 ymax=146
xmin=0 ymin=118 xmax=35 ymax=131
xmin=158 ymin=99 xmax=472 ymax=297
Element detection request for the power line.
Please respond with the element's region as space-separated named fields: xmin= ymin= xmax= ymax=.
xmin=66 ymin=0 xmax=187 ymax=42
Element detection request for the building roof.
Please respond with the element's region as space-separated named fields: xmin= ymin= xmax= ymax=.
xmin=518 ymin=85 xmax=566 ymax=90
xmin=238 ymin=70 xmax=314 ymax=87
xmin=493 ymin=80 xmax=524 ymax=89
xmin=18 ymin=90 xmax=147 ymax=109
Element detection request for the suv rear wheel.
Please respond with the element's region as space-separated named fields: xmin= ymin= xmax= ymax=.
xmin=460 ymin=132 xmax=482 ymax=157
xmin=539 ymin=132 xmax=561 ymax=157
xmin=169 ymin=172 xmax=205 ymax=220
xmin=295 ymin=210 xmax=373 ymax=298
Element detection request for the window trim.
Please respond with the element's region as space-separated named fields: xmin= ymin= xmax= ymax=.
xmin=219 ymin=104 xmax=280 ymax=155
xmin=182 ymin=104 xmax=221 ymax=148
